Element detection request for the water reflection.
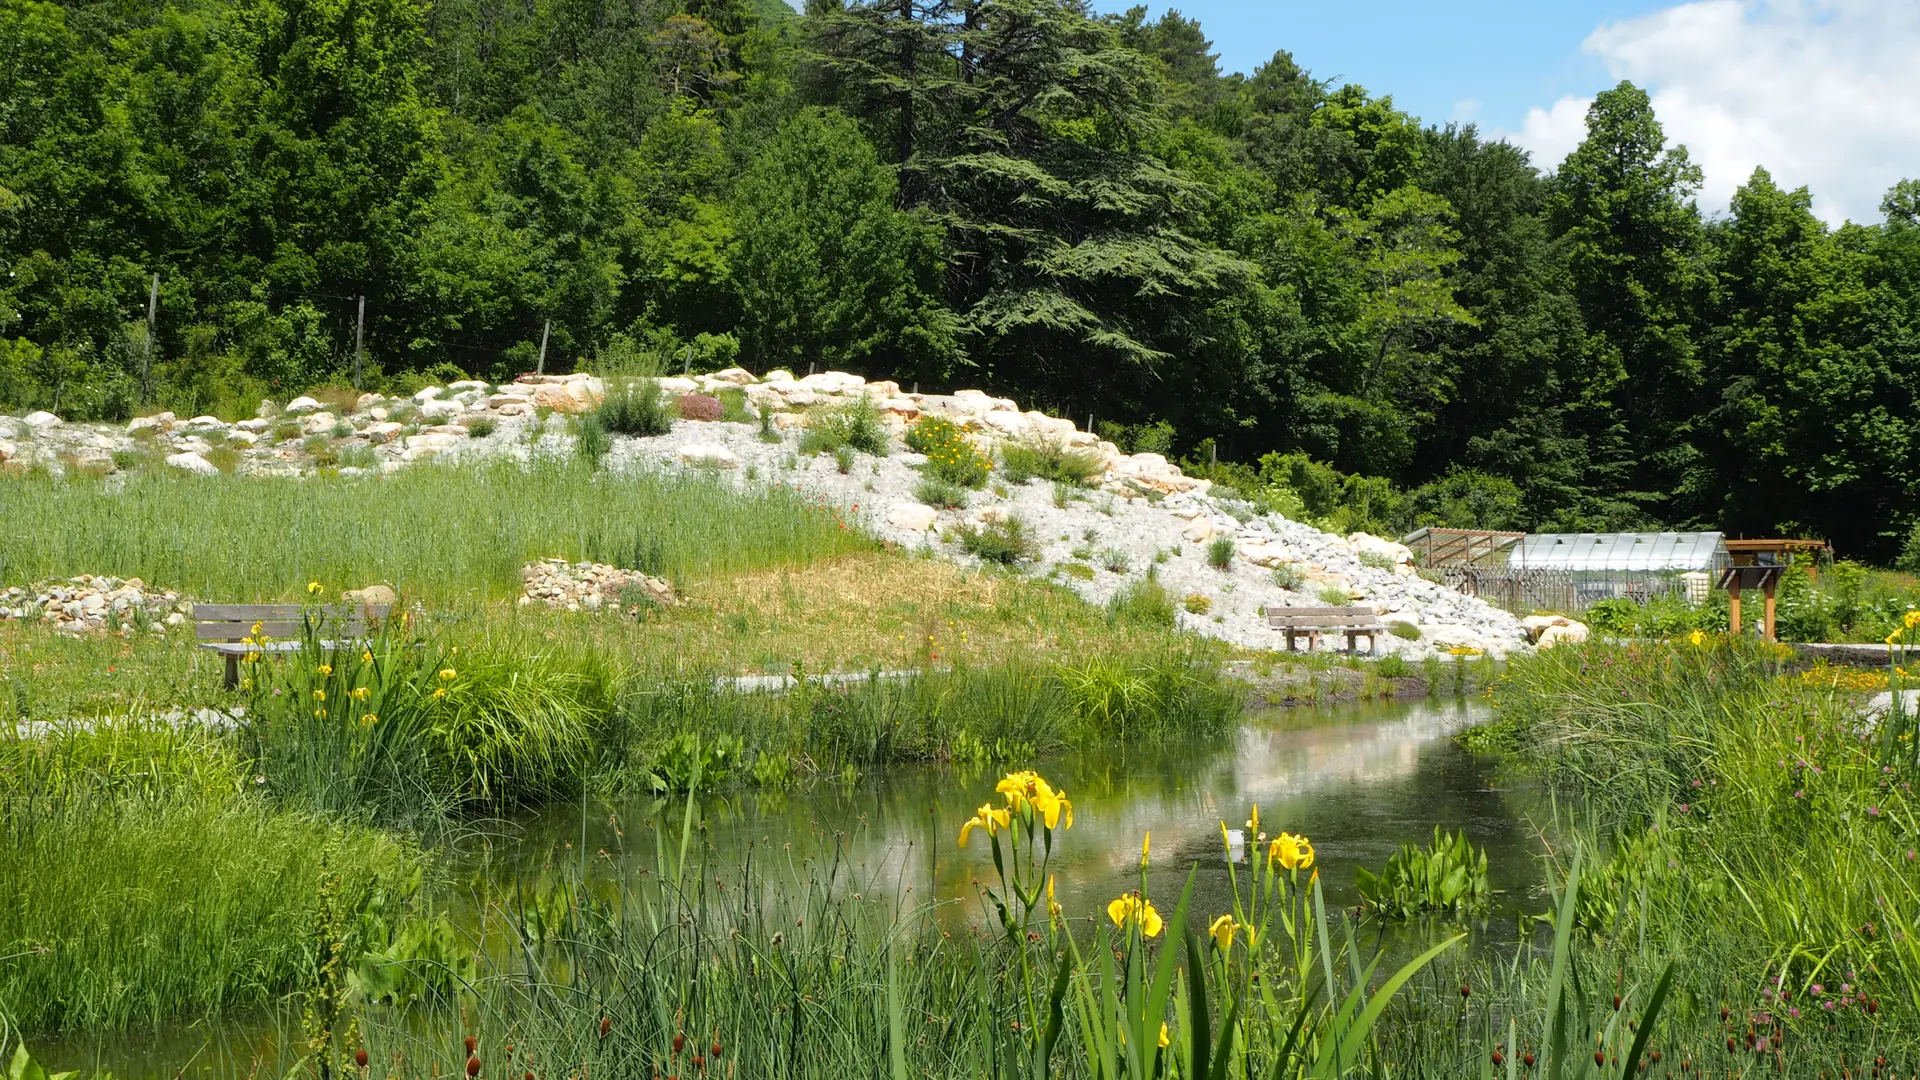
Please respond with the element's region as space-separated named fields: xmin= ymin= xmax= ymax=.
xmin=482 ymin=696 xmax=1540 ymax=926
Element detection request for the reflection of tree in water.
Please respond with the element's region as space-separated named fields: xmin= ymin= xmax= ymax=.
xmin=487 ymin=699 xmax=1542 ymax=930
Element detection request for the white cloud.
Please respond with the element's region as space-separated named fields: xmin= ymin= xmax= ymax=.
xmin=1450 ymin=98 xmax=1483 ymax=124
xmin=1511 ymin=0 xmax=1920 ymax=224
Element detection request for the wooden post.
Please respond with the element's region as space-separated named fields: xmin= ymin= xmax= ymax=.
xmin=536 ymin=319 xmax=550 ymax=375
xmin=1729 ymin=576 xmax=1743 ymax=636
xmin=1763 ymin=577 xmax=1777 ymax=642
xmin=353 ymin=295 xmax=365 ymax=390
xmin=141 ymin=272 xmax=159 ymax=408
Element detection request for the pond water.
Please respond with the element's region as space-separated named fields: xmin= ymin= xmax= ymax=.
xmin=46 ymin=696 xmax=1547 ymax=1078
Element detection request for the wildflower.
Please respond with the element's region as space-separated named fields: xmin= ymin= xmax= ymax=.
xmin=362 ymin=650 xmax=373 ymax=663
xmin=307 ymin=581 xmax=323 ymax=595
xmin=1907 ymin=610 xmax=1920 ymax=629
xmin=1208 ymin=914 xmax=1238 ymax=951
xmin=1688 ymin=628 xmax=1706 ymax=647
xmin=958 ymin=802 xmax=1009 ymax=846
xmin=1158 ymin=1023 xmax=1170 ymax=1049
xmin=1046 ymin=875 xmax=1063 ymax=927
xmin=1268 ymin=831 xmax=1315 ymax=870
xmin=433 ymin=687 xmax=448 ymax=700
xmin=361 ymin=713 xmax=378 ymax=727
xmin=313 ymin=689 xmax=326 ymax=702
xmin=317 ymin=664 xmax=333 ymax=676
xmin=439 ymin=667 xmax=457 ymax=681
xmin=352 ymin=686 xmax=371 ymax=701
xmin=1107 ymin=893 xmax=1164 ymax=937
xmin=1140 ymin=831 xmax=1151 ymax=869
xmin=251 ymin=621 xmax=264 ymax=636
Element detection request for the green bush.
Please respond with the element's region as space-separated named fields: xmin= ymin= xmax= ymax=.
xmin=998 ymin=437 xmax=1104 ymax=487
xmin=907 ymin=414 xmax=990 ymax=487
xmin=717 ymin=387 xmax=753 ymax=423
xmin=1374 ymin=652 xmax=1413 ymax=677
xmin=914 ymin=476 xmax=969 ymax=509
xmin=1182 ymin=592 xmax=1212 ymax=615
xmin=1107 ymin=572 xmax=1175 ymax=628
xmin=957 ymin=514 xmax=1038 ymax=566
xmin=1206 ymin=535 xmax=1236 ymax=569
xmin=1271 ymin=563 xmax=1304 ymax=590
xmin=1316 ymin=584 xmax=1353 ymax=606
xmin=463 ymin=416 xmax=497 ymax=438
xmin=597 ymin=377 xmax=674 ymax=437
xmin=1058 ymin=561 xmax=1095 ymax=580
xmin=800 ymin=395 xmax=888 ymax=457
xmin=574 ymin=412 xmax=612 ymax=464
xmin=1357 ymin=549 xmax=1395 ymax=571
xmin=1389 ymin=621 xmax=1421 ymax=641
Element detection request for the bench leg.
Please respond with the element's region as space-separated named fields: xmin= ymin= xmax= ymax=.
xmin=224 ymin=653 xmax=239 ymax=690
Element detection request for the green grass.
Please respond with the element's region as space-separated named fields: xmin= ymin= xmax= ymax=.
xmin=0 ymin=462 xmax=874 ymax=604
xmin=997 ymin=437 xmax=1104 ymax=487
xmin=0 ymin=720 xmax=424 ymax=1034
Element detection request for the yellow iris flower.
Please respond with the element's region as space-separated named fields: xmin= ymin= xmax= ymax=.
xmin=317 ymin=664 xmax=333 ymax=676
xmin=439 ymin=668 xmax=457 ymax=681
xmin=1688 ymin=628 xmax=1706 ymax=647
xmin=307 ymin=581 xmax=322 ymax=595
xmin=1269 ymin=832 xmax=1315 ymax=871
xmin=1158 ymin=1023 xmax=1171 ymax=1049
xmin=1106 ymin=893 xmax=1163 ymax=938
xmin=312 ymin=689 xmax=326 ymax=703
xmin=352 ymin=687 xmax=371 ymax=701
xmin=432 ymin=687 xmax=447 ymax=700
xmin=995 ymin=770 xmax=1073 ymax=829
xmin=958 ymin=802 xmax=1010 ymax=846
xmin=1208 ymin=914 xmax=1238 ymax=951
xmin=1906 ymin=610 xmax=1920 ymax=629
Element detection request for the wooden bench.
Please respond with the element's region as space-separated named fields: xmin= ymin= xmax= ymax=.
xmin=1265 ymin=605 xmax=1387 ymax=654
xmin=195 ymin=603 xmax=392 ymax=688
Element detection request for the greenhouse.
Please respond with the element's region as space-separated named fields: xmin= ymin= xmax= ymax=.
xmin=1404 ymin=529 xmax=1731 ymax=614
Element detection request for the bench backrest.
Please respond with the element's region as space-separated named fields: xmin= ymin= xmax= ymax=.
xmin=193 ymin=603 xmax=392 ymax=642
xmin=1265 ymin=605 xmax=1380 ymax=628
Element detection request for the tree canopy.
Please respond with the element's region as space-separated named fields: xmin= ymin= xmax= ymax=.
xmin=2 ymin=0 xmax=1917 ymax=560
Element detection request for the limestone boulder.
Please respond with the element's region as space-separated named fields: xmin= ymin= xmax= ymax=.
xmin=886 ymin=502 xmax=940 ymax=532
xmin=283 ymin=396 xmax=323 ymax=415
xmin=1535 ymin=621 xmax=1589 ymax=649
xmin=165 ymin=451 xmax=220 ymax=476
xmin=362 ymin=422 xmax=404 ymax=444
xmin=342 ymin=584 xmax=399 ymax=609
xmin=23 ymin=411 xmax=61 ymax=430
xmin=301 ymin=412 xmax=341 ymax=435
xmin=675 ymin=444 xmax=740 ymax=469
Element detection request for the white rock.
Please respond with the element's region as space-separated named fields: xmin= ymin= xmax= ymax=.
xmin=1184 ymin=517 xmax=1215 ymax=543
xmin=227 ymin=430 xmax=259 ymax=446
xmin=419 ymin=399 xmax=464 ymax=421
xmin=355 ymin=392 xmax=383 ymax=412
xmin=22 ymin=411 xmax=61 ymax=429
xmin=656 ymin=376 xmax=699 ymax=395
xmin=0 ymin=439 xmax=14 ymax=462
xmin=447 ymin=380 xmax=488 ymax=392
xmin=708 ymin=367 xmax=757 ymax=386
xmin=236 ymin=418 xmax=271 ymax=433
xmin=283 ymin=396 xmax=323 ymax=415
xmin=1536 ymin=622 xmax=1589 ymax=649
xmin=412 ymin=386 xmax=442 ymax=404
xmin=886 ymin=503 xmax=940 ymax=531
xmin=180 ymin=415 xmax=228 ymax=432
xmin=301 ymin=412 xmax=341 ymax=435
xmin=764 ymin=369 xmax=796 ymax=384
xmin=403 ymin=432 xmax=460 ymax=456
xmin=675 ymin=444 xmax=740 ymax=469
xmin=165 ymin=452 xmax=220 ymax=476
xmin=127 ymin=412 xmax=175 ymax=434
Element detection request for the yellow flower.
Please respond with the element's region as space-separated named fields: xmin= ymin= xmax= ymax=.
xmin=432 ymin=687 xmax=447 ymax=700
xmin=1889 ymin=629 xmax=1904 ymax=646
xmin=362 ymin=650 xmax=373 ymax=663
xmin=317 ymin=664 xmax=333 ymax=676
xmin=1269 ymin=832 xmax=1314 ymax=871
xmin=438 ymin=668 xmax=457 ymax=681
xmin=958 ymin=802 xmax=1010 ymax=846
xmin=307 ymin=581 xmax=322 ymax=595
xmin=351 ymin=686 xmax=370 ymax=701
xmin=1046 ymin=874 xmax=1063 ymax=927
xmin=239 ymin=678 xmax=252 ymax=691
xmin=994 ymin=770 xmax=1073 ymax=829
xmin=1208 ymin=914 xmax=1238 ymax=951
xmin=360 ymin=713 xmax=378 ymax=727
xmin=1106 ymin=893 xmax=1163 ymax=938
xmin=1247 ymin=804 xmax=1260 ymax=837
xmin=1158 ymin=1023 xmax=1171 ymax=1049
xmin=1688 ymin=628 xmax=1706 ymax=647
xmin=1906 ymin=610 xmax=1920 ymax=629
xmin=314 ymin=708 xmax=325 ymax=718
xmin=250 ymin=621 xmax=264 ymax=636
xmin=312 ymin=689 xmax=326 ymax=702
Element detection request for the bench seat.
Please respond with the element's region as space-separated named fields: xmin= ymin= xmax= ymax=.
xmin=1264 ymin=605 xmax=1387 ymax=654
xmin=194 ymin=603 xmax=391 ymax=688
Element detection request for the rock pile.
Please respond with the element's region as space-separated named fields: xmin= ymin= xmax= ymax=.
xmin=517 ymin=559 xmax=678 ymax=615
xmin=0 ymin=575 xmax=190 ymax=634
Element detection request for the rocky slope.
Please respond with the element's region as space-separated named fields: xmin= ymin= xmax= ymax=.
xmin=2 ymin=368 xmax=1531 ymax=656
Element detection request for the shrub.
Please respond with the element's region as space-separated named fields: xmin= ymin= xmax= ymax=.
xmin=463 ymin=416 xmax=497 ymax=438
xmin=1374 ymin=653 xmax=1413 ymax=678
xmin=998 ymin=437 xmax=1105 ymax=487
xmin=1389 ymin=620 xmax=1422 ymax=641
xmin=957 ymin=514 xmax=1038 ymax=566
xmin=915 ymin=476 xmax=969 ymax=509
xmin=908 ymin=415 xmax=990 ymax=487
xmin=1316 ymin=584 xmax=1353 ymax=606
xmin=1271 ymin=563 xmax=1304 ymax=590
xmin=833 ymin=445 xmax=855 ymax=474
xmin=677 ymin=393 xmax=724 ymax=421
xmin=1206 ymin=535 xmax=1236 ymax=569
xmin=1357 ymin=549 xmax=1395 ymax=571
xmin=598 ymin=377 xmax=673 ymax=437
xmin=1182 ymin=592 xmax=1212 ymax=615
xmin=574 ymin=413 xmax=612 ymax=465
xmin=717 ymin=387 xmax=753 ymax=423
xmin=1107 ymin=572 xmax=1175 ymax=628
xmin=800 ymin=395 xmax=888 ymax=456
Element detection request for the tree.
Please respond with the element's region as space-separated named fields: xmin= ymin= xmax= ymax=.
xmin=1546 ymin=81 xmax=1705 ymax=519
xmin=731 ymin=107 xmax=960 ymax=378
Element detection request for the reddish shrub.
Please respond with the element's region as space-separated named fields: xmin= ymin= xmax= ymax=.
xmin=676 ymin=394 xmax=723 ymax=421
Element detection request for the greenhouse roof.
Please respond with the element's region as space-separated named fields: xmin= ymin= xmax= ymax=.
xmin=1514 ymin=532 xmax=1728 ymax=572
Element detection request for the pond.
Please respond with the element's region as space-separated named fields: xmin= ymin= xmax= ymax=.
xmin=46 ymin=696 xmax=1546 ymax=1078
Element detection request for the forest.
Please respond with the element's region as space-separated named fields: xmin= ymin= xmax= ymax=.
xmin=1 ymin=0 xmax=1917 ymax=561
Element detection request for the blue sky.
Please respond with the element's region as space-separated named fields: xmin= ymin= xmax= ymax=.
xmin=1091 ymin=0 xmax=1673 ymax=136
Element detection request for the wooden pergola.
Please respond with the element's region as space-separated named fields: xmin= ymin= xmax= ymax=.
xmin=1725 ymin=538 xmax=1832 ymax=579
xmin=1718 ymin=564 xmax=1787 ymax=641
